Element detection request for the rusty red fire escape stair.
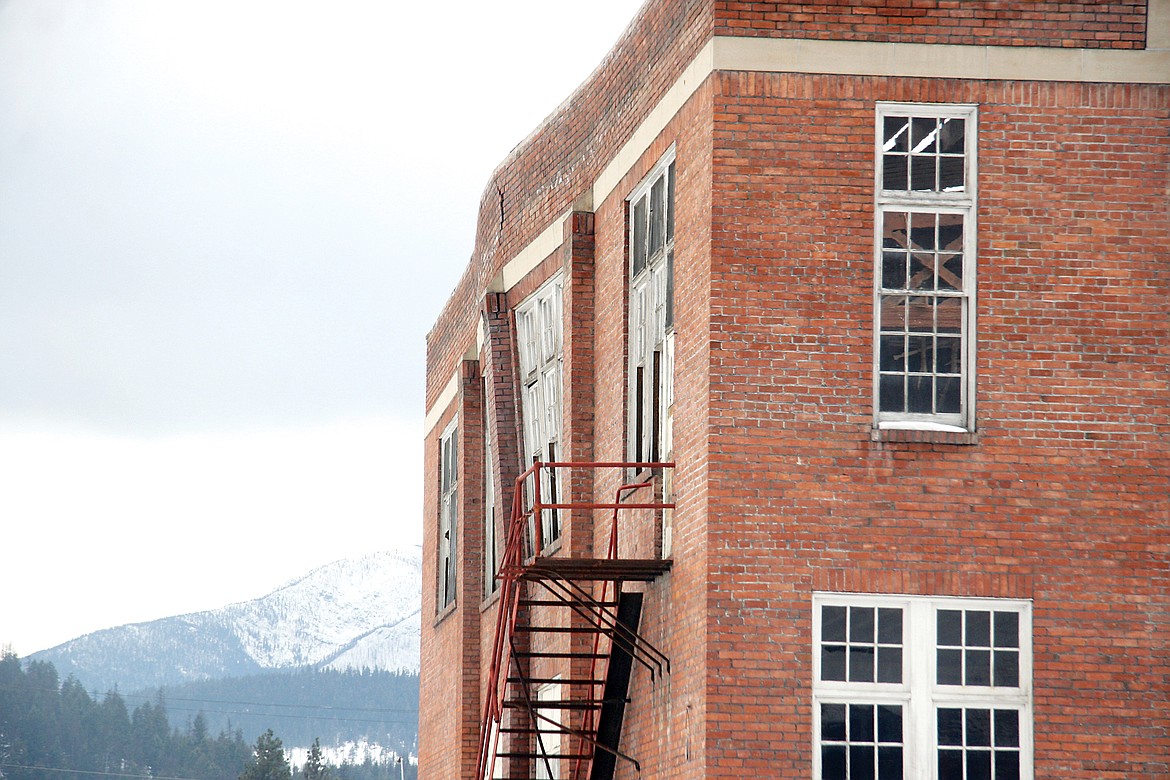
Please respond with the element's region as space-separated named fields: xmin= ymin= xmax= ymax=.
xmin=477 ymin=461 xmax=675 ymax=780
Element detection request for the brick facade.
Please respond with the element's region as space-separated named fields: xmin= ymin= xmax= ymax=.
xmin=713 ymin=1 xmax=1149 ymax=48
xmin=421 ymin=2 xmax=1168 ymax=778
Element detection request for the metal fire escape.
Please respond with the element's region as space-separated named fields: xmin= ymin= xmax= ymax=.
xmin=477 ymin=461 xmax=674 ymax=780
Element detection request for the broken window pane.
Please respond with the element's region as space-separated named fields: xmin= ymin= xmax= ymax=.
xmin=884 ymin=116 xmax=910 ymax=152
xmin=884 ymin=211 xmax=908 ymax=248
xmin=939 ymin=118 xmax=965 ymax=154
xmin=876 ymin=185 xmax=972 ymax=405
xmin=649 ymin=177 xmax=665 ymax=257
xmin=911 ymin=116 xmax=938 ymax=154
xmin=939 ymin=156 xmax=964 ymax=191
xmin=909 ymin=212 xmax=937 ymax=250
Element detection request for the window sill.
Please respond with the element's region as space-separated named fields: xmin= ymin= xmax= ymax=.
xmin=628 ymin=466 xmax=666 ymax=486
xmin=433 ymin=600 xmax=457 ymax=628
xmin=480 ymin=586 xmax=502 ymax=613
xmin=871 ymin=423 xmax=979 ymax=445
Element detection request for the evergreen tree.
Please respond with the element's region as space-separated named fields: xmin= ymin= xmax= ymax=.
xmin=240 ymin=729 xmax=291 ymax=780
xmin=192 ymin=712 xmax=209 ymax=743
xmin=131 ymin=697 xmax=169 ymax=770
xmin=302 ymin=738 xmax=329 ymax=780
xmin=95 ymin=691 xmax=131 ymax=774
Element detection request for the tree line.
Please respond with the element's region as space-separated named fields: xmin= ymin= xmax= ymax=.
xmin=140 ymin=666 xmax=419 ymax=754
xmin=0 ymin=651 xmax=415 ymax=780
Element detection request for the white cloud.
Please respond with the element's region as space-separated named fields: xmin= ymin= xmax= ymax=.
xmin=0 ymin=0 xmax=642 ymax=654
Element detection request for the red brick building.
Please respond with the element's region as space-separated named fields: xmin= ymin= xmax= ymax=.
xmin=420 ymin=2 xmax=1169 ymax=778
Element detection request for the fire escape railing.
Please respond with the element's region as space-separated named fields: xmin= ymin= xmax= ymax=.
xmin=477 ymin=461 xmax=674 ymax=780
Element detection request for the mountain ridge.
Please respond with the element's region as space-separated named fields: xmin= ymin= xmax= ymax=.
xmin=30 ymin=548 xmax=421 ymax=694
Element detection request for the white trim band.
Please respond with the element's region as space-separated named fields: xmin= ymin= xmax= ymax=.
xmin=493 ymin=209 xmax=572 ymax=294
xmin=713 ymin=36 xmax=1170 ymax=86
xmin=423 ymin=368 xmax=461 ymax=436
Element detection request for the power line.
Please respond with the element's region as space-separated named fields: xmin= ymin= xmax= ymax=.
xmin=0 ymin=763 xmax=204 ymax=780
xmin=153 ymin=703 xmax=417 ymax=726
xmin=0 ymin=684 xmax=418 ymax=715
xmin=117 ymin=691 xmax=418 ymax=715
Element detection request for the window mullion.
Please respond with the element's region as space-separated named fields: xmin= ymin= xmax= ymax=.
xmin=910 ymin=600 xmax=934 ymax=780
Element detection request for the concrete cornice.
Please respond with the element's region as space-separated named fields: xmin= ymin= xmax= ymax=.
xmin=713 ymin=36 xmax=1170 ymax=86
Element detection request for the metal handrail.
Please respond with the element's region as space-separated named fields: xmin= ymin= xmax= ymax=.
xmin=477 ymin=461 xmax=675 ymax=780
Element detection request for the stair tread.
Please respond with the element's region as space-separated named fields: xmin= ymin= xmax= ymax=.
xmin=519 ymin=557 xmax=672 ymax=582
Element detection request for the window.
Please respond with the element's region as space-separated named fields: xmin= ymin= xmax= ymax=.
xmin=534 ymin=679 xmax=563 ymax=780
xmin=628 ymin=149 xmax=675 ymax=464
xmin=437 ymin=421 xmax=458 ymax=611
xmin=813 ymin=593 xmax=1032 ymax=780
xmin=875 ymin=104 xmax=977 ymax=432
xmin=516 ymin=275 xmax=563 ymax=548
xmin=483 ymin=398 xmax=501 ymax=596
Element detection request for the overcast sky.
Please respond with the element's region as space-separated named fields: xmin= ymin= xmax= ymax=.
xmin=0 ymin=0 xmax=643 ymax=656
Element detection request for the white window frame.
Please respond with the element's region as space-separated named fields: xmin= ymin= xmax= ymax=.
xmin=874 ymin=103 xmax=978 ymax=433
xmin=627 ymin=148 xmax=676 ymax=466
xmin=813 ymin=592 xmax=1033 ymax=780
xmin=534 ymin=678 xmax=563 ymax=780
xmin=483 ymin=395 xmax=501 ymax=596
xmin=516 ymin=274 xmax=564 ymax=549
xmin=437 ymin=419 xmax=458 ymax=611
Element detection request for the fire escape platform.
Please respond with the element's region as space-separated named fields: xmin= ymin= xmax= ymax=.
xmin=518 ymin=557 xmax=673 ymax=582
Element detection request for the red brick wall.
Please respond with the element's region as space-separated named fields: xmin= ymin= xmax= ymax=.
xmin=704 ymin=71 xmax=1170 ymax=778
xmin=425 ymin=0 xmax=713 ymax=412
xmin=419 ymin=362 xmax=485 ymax=779
xmin=713 ymin=0 xmax=1150 ymax=48
xmin=586 ymin=79 xmax=716 ymax=780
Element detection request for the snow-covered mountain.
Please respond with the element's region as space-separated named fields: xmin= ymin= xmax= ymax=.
xmin=30 ymin=549 xmax=421 ymax=694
